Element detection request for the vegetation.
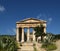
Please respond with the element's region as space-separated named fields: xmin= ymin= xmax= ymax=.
xmin=46 ymin=33 xmax=60 ymax=40
xmin=33 ymin=45 xmax=37 ymax=51
xmin=34 ymin=24 xmax=45 ymax=41
xmin=32 ymin=42 xmax=37 ymax=51
xmin=42 ymin=43 xmax=57 ymax=51
xmin=41 ymin=33 xmax=57 ymax=51
xmin=33 ymin=24 xmax=58 ymax=51
xmin=0 ymin=32 xmax=60 ymax=51
xmin=54 ymin=34 xmax=60 ymax=40
xmin=0 ymin=35 xmax=18 ymax=51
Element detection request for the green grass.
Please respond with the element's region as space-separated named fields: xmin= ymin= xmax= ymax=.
xmin=41 ymin=43 xmax=57 ymax=51
xmin=34 ymin=46 xmax=37 ymax=51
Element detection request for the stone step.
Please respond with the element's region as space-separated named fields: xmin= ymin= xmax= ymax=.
xmin=22 ymin=42 xmax=33 ymax=46
xmin=21 ymin=49 xmax=33 ymax=51
xmin=21 ymin=46 xmax=33 ymax=50
xmin=20 ymin=42 xmax=34 ymax=51
xmin=21 ymin=49 xmax=34 ymax=51
xmin=18 ymin=47 xmax=34 ymax=51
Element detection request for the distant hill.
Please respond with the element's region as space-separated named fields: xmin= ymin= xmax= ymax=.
xmin=54 ymin=34 xmax=60 ymax=39
xmin=0 ymin=35 xmax=16 ymax=40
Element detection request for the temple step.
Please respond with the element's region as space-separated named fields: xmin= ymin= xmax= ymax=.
xmin=20 ymin=42 xmax=34 ymax=51
xmin=22 ymin=42 xmax=33 ymax=46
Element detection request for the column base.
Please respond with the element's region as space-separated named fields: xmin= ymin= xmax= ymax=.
xmin=21 ymin=40 xmax=24 ymax=42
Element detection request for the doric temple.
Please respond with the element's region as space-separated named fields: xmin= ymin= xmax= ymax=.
xmin=16 ymin=18 xmax=47 ymax=42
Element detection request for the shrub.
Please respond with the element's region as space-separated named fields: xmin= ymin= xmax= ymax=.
xmin=0 ymin=36 xmax=18 ymax=51
xmin=34 ymin=46 xmax=37 ymax=51
xmin=17 ymin=42 xmax=21 ymax=49
xmin=41 ymin=43 xmax=57 ymax=51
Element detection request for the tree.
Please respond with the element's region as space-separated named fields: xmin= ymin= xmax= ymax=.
xmin=34 ymin=24 xmax=45 ymax=41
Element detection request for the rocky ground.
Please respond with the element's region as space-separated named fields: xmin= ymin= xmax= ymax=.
xmin=17 ymin=42 xmax=46 ymax=51
xmin=17 ymin=40 xmax=60 ymax=51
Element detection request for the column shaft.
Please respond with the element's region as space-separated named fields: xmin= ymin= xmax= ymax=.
xmin=16 ymin=28 xmax=19 ymax=42
xmin=27 ymin=27 xmax=30 ymax=42
xmin=44 ymin=27 xmax=46 ymax=33
xmin=21 ymin=27 xmax=24 ymax=42
xmin=33 ymin=30 xmax=35 ymax=42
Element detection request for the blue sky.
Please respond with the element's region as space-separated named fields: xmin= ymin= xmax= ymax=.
xmin=0 ymin=0 xmax=60 ymax=35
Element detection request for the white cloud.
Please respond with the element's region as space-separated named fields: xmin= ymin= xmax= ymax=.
xmin=48 ymin=18 xmax=52 ymax=21
xmin=36 ymin=13 xmax=47 ymax=20
xmin=36 ymin=14 xmax=42 ymax=19
xmin=36 ymin=13 xmax=52 ymax=25
xmin=48 ymin=18 xmax=52 ymax=25
xmin=0 ymin=5 xmax=5 ymax=12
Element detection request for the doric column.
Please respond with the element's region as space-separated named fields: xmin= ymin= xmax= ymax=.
xmin=44 ymin=27 xmax=46 ymax=33
xmin=33 ymin=30 xmax=35 ymax=42
xmin=16 ymin=27 xmax=19 ymax=42
xmin=27 ymin=27 xmax=30 ymax=42
xmin=21 ymin=27 xmax=24 ymax=42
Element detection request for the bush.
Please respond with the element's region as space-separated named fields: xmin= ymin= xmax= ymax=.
xmin=0 ymin=36 xmax=18 ymax=51
xmin=47 ymin=43 xmax=57 ymax=50
xmin=17 ymin=42 xmax=21 ymax=49
xmin=41 ymin=43 xmax=57 ymax=51
xmin=41 ymin=43 xmax=47 ymax=48
xmin=34 ymin=46 xmax=37 ymax=51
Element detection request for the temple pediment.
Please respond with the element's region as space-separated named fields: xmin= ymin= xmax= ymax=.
xmin=16 ymin=18 xmax=46 ymax=23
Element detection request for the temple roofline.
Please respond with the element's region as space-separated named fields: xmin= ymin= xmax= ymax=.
xmin=16 ymin=18 xmax=47 ymax=24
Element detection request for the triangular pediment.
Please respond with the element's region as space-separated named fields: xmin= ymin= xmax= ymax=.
xmin=16 ymin=18 xmax=46 ymax=23
xmin=22 ymin=18 xmax=40 ymax=22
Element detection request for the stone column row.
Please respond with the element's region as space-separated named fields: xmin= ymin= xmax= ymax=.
xmin=16 ymin=27 xmax=36 ymax=42
xmin=16 ymin=27 xmax=30 ymax=42
xmin=16 ymin=27 xmax=24 ymax=42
